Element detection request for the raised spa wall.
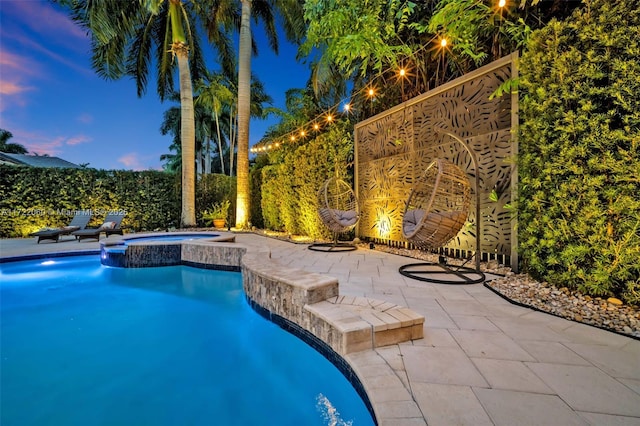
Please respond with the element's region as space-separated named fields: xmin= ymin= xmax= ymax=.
xmin=100 ymin=234 xmax=424 ymax=356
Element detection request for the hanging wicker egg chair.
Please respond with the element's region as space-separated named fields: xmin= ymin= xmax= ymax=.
xmin=400 ymin=158 xmax=485 ymax=284
xmin=309 ymin=177 xmax=360 ymax=252
xmin=402 ymin=158 xmax=471 ymax=250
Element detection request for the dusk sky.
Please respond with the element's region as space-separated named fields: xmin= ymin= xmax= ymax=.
xmin=0 ymin=1 xmax=310 ymax=170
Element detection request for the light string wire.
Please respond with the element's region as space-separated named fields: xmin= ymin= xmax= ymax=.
xmin=251 ymin=0 xmax=509 ymax=153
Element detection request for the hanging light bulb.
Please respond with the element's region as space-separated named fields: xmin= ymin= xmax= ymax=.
xmin=300 ymin=130 xmax=306 ymax=137
xmin=498 ymin=0 xmax=506 ymax=7
xmin=313 ymin=123 xmax=320 ymax=130
xmin=368 ymin=88 xmax=375 ymax=97
xmin=399 ymin=68 xmax=406 ymax=77
xmin=326 ymin=114 xmax=333 ymax=122
xmin=290 ymin=135 xmax=296 ymax=142
xmin=343 ymin=103 xmax=351 ymax=112
xmin=440 ymin=37 xmax=448 ymax=48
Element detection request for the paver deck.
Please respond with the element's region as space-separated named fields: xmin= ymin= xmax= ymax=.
xmin=1 ymin=233 xmax=639 ymax=425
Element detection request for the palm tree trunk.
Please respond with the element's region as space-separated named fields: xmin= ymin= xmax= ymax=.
xmin=229 ymin=105 xmax=236 ymax=177
xmin=177 ymin=46 xmax=196 ymax=227
xmin=235 ymin=0 xmax=252 ymax=228
xmin=214 ymin=113 xmax=225 ymax=175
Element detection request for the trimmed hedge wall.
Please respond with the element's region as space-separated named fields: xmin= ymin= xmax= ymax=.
xmin=0 ymin=165 xmax=236 ymax=237
xmin=519 ymin=0 xmax=640 ymax=304
xmin=257 ymin=123 xmax=353 ymax=240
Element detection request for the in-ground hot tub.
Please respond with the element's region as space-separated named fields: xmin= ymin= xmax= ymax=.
xmin=101 ymin=231 xmax=236 ymax=268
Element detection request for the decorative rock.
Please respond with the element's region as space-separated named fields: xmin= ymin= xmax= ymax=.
xmin=607 ymin=297 xmax=623 ymax=306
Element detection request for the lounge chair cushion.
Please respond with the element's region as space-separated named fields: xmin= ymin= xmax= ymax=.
xmin=403 ymin=209 xmax=426 ymax=235
xmin=100 ymin=221 xmax=117 ymax=229
xmin=335 ymin=209 xmax=358 ymax=226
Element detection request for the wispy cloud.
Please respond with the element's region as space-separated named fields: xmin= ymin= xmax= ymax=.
xmin=0 ymin=81 xmax=35 ymax=97
xmin=77 ymin=113 xmax=94 ymax=124
xmin=0 ymin=50 xmax=41 ymax=77
xmin=66 ymin=135 xmax=92 ymax=146
xmin=0 ymin=1 xmax=93 ymax=100
xmin=9 ymin=128 xmax=93 ymax=156
xmin=0 ymin=50 xmax=39 ymax=109
xmin=118 ymin=153 xmax=146 ymax=171
xmin=9 ymin=1 xmax=87 ymax=48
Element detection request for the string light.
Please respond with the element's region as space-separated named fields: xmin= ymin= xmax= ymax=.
xmin=498 ymin=0 xmax=506 ymax=7
xmin=251 ymin=0 xmax=488 ymax=153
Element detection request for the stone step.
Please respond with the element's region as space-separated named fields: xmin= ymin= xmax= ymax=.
xmin=305 ymin=297 xmax=424 ymax=353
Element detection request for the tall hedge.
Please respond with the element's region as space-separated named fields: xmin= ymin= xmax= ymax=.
xmin=0 ymin=165 xmax=236 ymax=237
xmin=519 ymin=0 xmax=640 ymax=303
xmin=0 ymin=165 xmax=181 ymax=237
xmin=258 ymin=123 xmax=353 ymax=239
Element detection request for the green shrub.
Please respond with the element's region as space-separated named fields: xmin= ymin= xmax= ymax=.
xmin=519 ymin=0 xmax=640 ymax=304
xmin=0 ymin=165 xmax=181 ymax=236
xmin=196 ymin=173 xmax=236 ymax=226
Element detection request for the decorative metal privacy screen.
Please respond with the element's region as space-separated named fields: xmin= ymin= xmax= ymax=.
xmin=354 ymin=53 xmax=519 ymax=270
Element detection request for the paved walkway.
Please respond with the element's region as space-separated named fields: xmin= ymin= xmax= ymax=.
xmin=2 ymin=233 xmax=639 ymax=425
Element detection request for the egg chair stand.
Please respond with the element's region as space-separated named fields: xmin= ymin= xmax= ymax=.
xmin=309 ymin=177 xmax=360 ymax=253
xmin=399 ymin=129 xmax=486 ymax=284
xmin=399 ymin=259 xmax=486 ymax=284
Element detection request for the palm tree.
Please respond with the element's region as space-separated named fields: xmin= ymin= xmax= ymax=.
xmin=0 ymin=129 xmax=28 ymax=154
xmin=226 ymin=74 xmax=273 ymax=177
xmin=230 ymin=0 xmax=306 ymax=228
xmin=195 ymin=70 xmax=234 ymax=175
xmin=62 ymin=0 xmax=232 ymax=227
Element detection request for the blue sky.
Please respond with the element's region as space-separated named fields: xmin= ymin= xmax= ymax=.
xmin=0 ymin=1 xmax=309 ymax=170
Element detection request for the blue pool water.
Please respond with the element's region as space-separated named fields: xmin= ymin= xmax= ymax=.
xmin=0 ymin=256 xmax=374 ymax=426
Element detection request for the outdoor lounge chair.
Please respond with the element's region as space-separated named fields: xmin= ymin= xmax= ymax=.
xmin=30 ymin=210 xmax=92 ymax=243
xmin=72 ymin=212 xmax=125 ymax=242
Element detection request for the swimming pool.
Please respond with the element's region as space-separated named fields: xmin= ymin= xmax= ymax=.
xmin=0 ymin=256 xmax=374 ymax=426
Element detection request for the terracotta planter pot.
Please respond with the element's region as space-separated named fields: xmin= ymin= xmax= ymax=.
xmin=212 ymin=218 xmax=226 ymax=228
